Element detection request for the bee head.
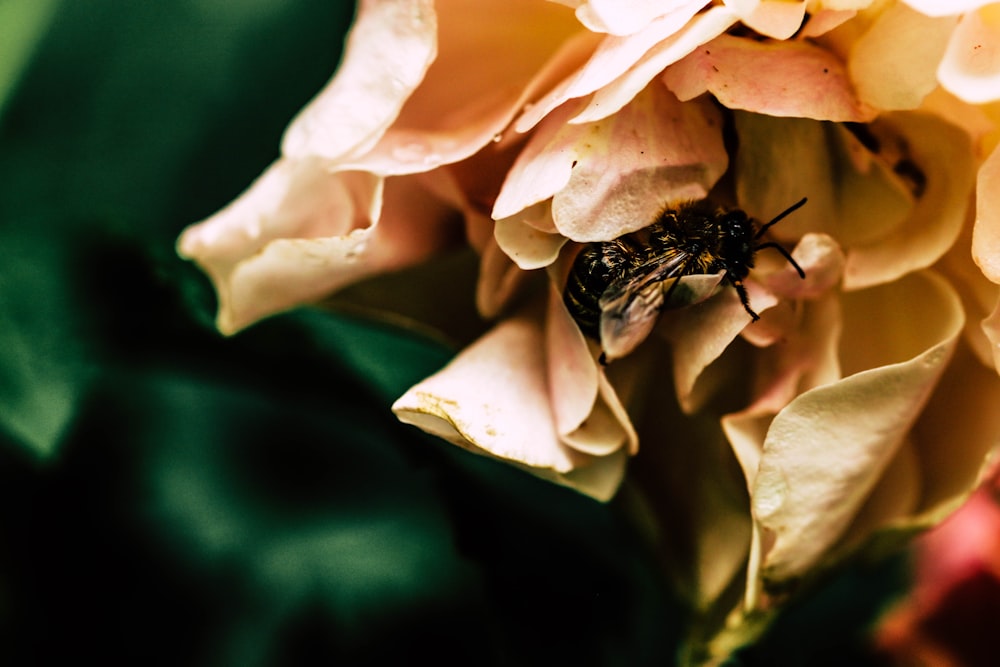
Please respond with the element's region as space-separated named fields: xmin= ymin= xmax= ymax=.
xmin=717 ymin=209 xmax=756 ymax=267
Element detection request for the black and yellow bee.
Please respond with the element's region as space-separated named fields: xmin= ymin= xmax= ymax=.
xmin=563 ymin=198 xmax=807 ymax=361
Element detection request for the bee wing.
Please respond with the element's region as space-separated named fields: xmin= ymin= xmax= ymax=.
xmin=598 ymin=249 xmax=690 ymax=361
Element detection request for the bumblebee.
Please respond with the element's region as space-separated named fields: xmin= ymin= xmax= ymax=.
xmin=563 ymin=198 xmax=807 ymax=360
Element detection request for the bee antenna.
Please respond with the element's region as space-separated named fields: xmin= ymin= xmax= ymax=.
xmin=755 ymin=242 xmax=806 ymax=279
xmin=754 ymin=197 xmax=807 ymax=239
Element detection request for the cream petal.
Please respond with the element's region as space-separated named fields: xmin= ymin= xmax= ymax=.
xmin=754 ymin=270 xmax=964 ymax=584
xmin=282 ymin=0 xmax=438 ymax=162
xmin=799 ymin=9 xmax=858 ymax=38
xmin=532 ymin=448 xmax=629 ymax=502
xmin=900 ymin=0 xmax=995 ymax=17
xmin=724 ymin=0 xmax=808 ymax=40
xmin=553 ymin=88 xmax=727 ymax=241
xmin=475 ymin=233 xmax=535 ymax=319
xmin=664 ymin=34 xmax=877 ymax=122
xmin=392 ymin=307 xmax=584 ymax=472
xmin=575 ymin=0 xmax=703 ymax=35
xmin=975 ymin=143 xmax=1000 ymax=284
xmin=849 ymin=3 xmax=957 ymax=111
xmin=514 ymin=0 xmax=708 ymax=133
xmin=939 ymin=8 xmax=1000 ymax=104
xmin=844 ymin=113 xmax=975 ymax=290
xmin=569 ymin=5 xmax=738 ymax=125
xmin=494 ymin=205 xmax=568 ymax=270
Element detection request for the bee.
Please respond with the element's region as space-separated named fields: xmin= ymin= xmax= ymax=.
xmin=563 ymin=198 xmax=807 ymax=361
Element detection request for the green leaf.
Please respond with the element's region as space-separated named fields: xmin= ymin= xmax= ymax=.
xmin=0 ymin=0 xmax=60 ymax=118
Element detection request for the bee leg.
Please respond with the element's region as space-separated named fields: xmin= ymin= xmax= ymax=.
xmin=729 ymin=276 xmax=760 ymax=321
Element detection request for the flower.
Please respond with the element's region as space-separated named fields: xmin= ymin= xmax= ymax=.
xmin=179 ymin=0 xmax=1000 ymax=659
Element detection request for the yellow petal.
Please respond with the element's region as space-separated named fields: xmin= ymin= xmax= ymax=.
xmin=939 ymin=8 xmax=1000 ymax=103
xmin=848 ymin=3 xmax=957 ymax=110
xmin=901 ymin=0 xmax=996 ymax=17
xmin=494 ymin=203 xmax=568 ymax=270
xmin=844 ymin=113 xmax=975 ymax=290
xmin=664 ymin=34 xmax=877 ymax=121
xmin=975 ymin=143 xmax=1000 ymax=283
xmin=754 ymin=270 xmax=964 ymax=584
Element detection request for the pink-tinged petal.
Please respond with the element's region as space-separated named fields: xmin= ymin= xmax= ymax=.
xmin=939 ymin=8 xmax=1000 ymax=103
xmin=734 ymin=114 xmax=929 ymax=265
xmin=497 ymin=87 xmax=727 ymax=242
xmin=975 ymin=144 xmax=1000 ymax=284
xmin=575 ymin=0 xmax=704 ymax=35
xmin=757 ymin=233 xmax=846 ymax=302
xmin=545 ymin=287 xmax=639 ymax=455
xmin=754 ymin=270 xmax=964 ymax=584
xmin=556 ymin=88 xmax=727 ymax=241
xmin=392 ymin=302 xmax=629 ymax=500
xmin=179 ymin=160 xmax=377 ymax=332
xmin=282 ymin=0 xmax=438 ymax=162
xmin=494 ymin=204 xmax=568 ymax=270
xmin=545 ymin=285 xmax=601 ymax=435
xmin=392 ymin=306 xmax=582 ymax=471
xmin=570 ymin=5 xmax=738 ymax=124
xmin=849 ymin=3 xmax=957 ymax=111
xmin=901 ymin=0 xmax=995 ymax=17
xmin=291 ymin=0 xmax=584 ymax=176
xmin=515 ymin=1 xmax=708 ymax=133
xmin=179 ymin=160 xmax=461 ymax=333
xmin=663 ymin=34 xmax=877 ymax=122
xmin=724 ymin=0 xmax=807 ymax=40
xmin=844 ymin=113 xmax=975 ymax=290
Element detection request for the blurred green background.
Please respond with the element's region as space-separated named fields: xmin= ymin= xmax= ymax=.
xmin=0 ymin=1 xmax=903 ymax=665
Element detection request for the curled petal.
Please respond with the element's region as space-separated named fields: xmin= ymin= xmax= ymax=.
xmin=392 ymin=307 xmax=584 ymax=471
xmin=758 ymin=233 xmax=846 ymax=301
xmin=844 ymin=112 xmax=975 ymax=290
xmin=663 ymin=34 xmax=877 ymax=122
xmin=754 ymin=270 xmax=964 ymax=584
xmin=663 ymin=280 xmax=778 ymax=413
xmin=497 ymin=86 xmax=727 ymax=242
xmin=975 ymin=143 xmax=1000 ymax=284
xmin=393 ymin=298 xmax=633 ymax=501
xmin=475 ymin=233 xmax=535 ymax=319
xmin=900 ymin=0 xmax=996 ymax=17
xmin=574 ymin=0 xmax=705 ymax=35
xmin=849 ymin=3 xmax=957 ymax=110
xmin=939 ymin=8 xmax=1000 ymax=104
xmin=283 ymin=0 xmax=438 ymax=162
xmin=515 ymin=0 xmax=707 ymax=132
xmin=724 ymin=0 xmax=807 ymax=40
xmin=178 ymin=159 xmax=458 ymax=333
xmin=494 ymin=204 xmax=568 ymax=270
xmin=289 ymin=0 xmax=584 ymax=175
xmin=569 ymin=5 xmax=738 ymax=124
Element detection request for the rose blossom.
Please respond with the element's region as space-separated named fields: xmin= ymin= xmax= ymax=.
xmin=178 ymin=0 xmax=1000 ymax=660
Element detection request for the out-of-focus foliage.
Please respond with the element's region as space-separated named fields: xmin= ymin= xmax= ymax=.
xmin=0 ymin=1 xmax=905 ymax=665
